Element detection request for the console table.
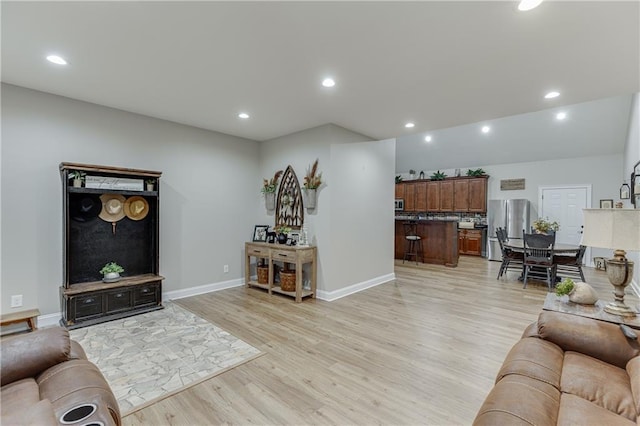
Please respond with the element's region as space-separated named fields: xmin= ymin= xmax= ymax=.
xmin=543 ymin=293 xmax=640 ymax=329
xmin=245 ymin=242 xmax=317 ymax=302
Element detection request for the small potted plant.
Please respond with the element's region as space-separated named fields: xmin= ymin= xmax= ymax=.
xmin=555 ymin=277 xmax=598 ymax=305
xmin=430 ymin=170 xmax=447 ymax=181
xmin=303 ymin=159 xmax=322 ymax=209
xmin=532 ymin=217 xmax=560 ymax=234
xmin=145 ymin=179 xmax=155 ymax=191
xmin=262 ymin=170 xmax=283 ymax=210
xmin=466 ymin=168 xmax=487 ymax=177
xmin=69 ymin=170 xmax=86 ymax=188
xmin=100 ymin=261 xmax=124 ymax=282
xmin=274 ymin=225 xmax=291 ymax=244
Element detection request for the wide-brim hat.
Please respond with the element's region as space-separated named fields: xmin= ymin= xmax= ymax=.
xmin=70 ymin=195 xmax=101 ymax=222
xmin=124 ymin=196 xmax=149 ymax=221
xmin=99 ymin=194 xmax=126 ymax=222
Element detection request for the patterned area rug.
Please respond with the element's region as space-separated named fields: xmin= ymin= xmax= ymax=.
xmin=70 ymin=301 xmax=262 ymax=416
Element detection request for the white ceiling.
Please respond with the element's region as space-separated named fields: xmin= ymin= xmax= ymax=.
xmin=2 ymin=1 xmax=639 ymax=148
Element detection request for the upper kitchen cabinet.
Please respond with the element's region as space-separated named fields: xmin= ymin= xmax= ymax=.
xmin=439 ymin=180 xmax=454 ymax=212
xmin=426 ymin=181 xmax=440 ymax=212
xmin=402 ymin=182 xmax=427 ymax=212
xmin=395 ymin=183 xmax=405 ymax=199
xmin=468 ymin=178 xmax=487 ymax=212
xmin=404 ymin=182 xmax=416 ymax=211
xmin=453 ymin=180 xmax=470 ymax=211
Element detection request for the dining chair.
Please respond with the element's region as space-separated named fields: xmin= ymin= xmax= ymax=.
xmin=523 ymin=232 xmax=556 ymax=291
xmin=554 ymin=245 xmax=587 ymax=282
xmin=496 ymin=227 xmax=524 ymax=279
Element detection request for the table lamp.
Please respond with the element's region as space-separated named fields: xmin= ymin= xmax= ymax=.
xmin=581 ymin=209 xmax=640 ymax=317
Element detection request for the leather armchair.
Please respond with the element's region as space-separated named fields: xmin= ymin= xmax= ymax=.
xmin=474 ymin=311 xmax=640 ymax=425
xmin=1 ymin=327 xmax=120 ymax=425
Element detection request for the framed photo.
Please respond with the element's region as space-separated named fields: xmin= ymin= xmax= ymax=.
xmin=252 ymin=225 xmax=269 ymax=242
xmin=599 ymin=199 xmax=613 ymax=209
xmin=288 ymin=232 xmax=300 ymax=246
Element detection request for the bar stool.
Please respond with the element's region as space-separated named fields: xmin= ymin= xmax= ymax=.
xmin=403 ymin=221 xmax=423 ymax=264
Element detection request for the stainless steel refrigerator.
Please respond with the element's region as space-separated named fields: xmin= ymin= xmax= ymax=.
xmin=487 ymin=199 xmax=531 ymax=261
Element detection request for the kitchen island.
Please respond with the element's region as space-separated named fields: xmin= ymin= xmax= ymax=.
xmin=394 ymin=219 xmax=459 ymax=267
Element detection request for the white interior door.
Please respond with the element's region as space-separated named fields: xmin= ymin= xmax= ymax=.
xmin=539 ymin=186 xmax=589 ymax=245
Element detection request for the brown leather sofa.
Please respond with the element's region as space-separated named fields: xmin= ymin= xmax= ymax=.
xmin=1 ymin=326 xmax=120 ymax=425
xmin=474 ymin=311 xmax=640 ymax=425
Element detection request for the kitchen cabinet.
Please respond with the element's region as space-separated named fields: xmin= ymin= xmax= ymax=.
xmin=439 ymin=181 xmax=454 ymax=211
xmin=404 ymin=182 xmax=416 ymax=211
xmin=426 ymin=181 xmax=440 ymax=212
xmin=415 ymin=182 xmax=427 ymax=211
xmin=395 ymin=183 xmax=405 ymax=199
xmin=468 ymin=178 xmax=487 ymax=212
xmin=454 ymin=180 xmax=470 ymax=211
xmin=459 ymin=229 xmax=483 ymax=256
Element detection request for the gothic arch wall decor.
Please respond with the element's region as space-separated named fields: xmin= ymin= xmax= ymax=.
xmin=275 ymin=165 xmax=304 ymax=229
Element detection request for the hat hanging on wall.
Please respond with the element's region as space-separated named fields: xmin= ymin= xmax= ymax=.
xmin=124 ymin=196 xmax=149 ymax=221
xmin=70 ymin=195 xmax=101 ymax=222
xmin=99 ymin=194 xmax=126 ymax=234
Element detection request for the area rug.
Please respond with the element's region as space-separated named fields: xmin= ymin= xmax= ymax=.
xmin=69 ymin=301 xmax=262 ymax=416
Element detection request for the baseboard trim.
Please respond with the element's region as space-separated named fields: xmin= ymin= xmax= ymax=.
xmin=162 ymin=278 xmax=245 ymax=301
xmin=316 ymin=273 xmax=396 ymax=302
xmin=38 ymin=312 xmax=63 ymax=328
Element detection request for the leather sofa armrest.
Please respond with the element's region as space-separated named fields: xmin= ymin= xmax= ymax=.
xmin=1 ymin=327 xmax=71 ymax=386
xmin=537 ymin=311 xmax=640 ymax=369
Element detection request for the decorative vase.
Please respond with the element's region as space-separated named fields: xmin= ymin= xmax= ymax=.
xmin=568 ymin=281 xmax=598 ymax=305
xmin=277 ymin=233 xmax=288 ymax=244
xmin=103 ymin=272 xmax=121 ymax=283
xmin=303 ymin=188 xmax=317 ymax=209
xmin=73 ymin=178 xmax=82 ymax=188
xmin=265 ymin=192 xmax=276 ymax=210
xmin=146 ymin=183 xmax=155 ymax=191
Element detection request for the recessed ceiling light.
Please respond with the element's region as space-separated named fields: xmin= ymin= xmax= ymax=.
xmin=425 ymin=135 xmax=432 ymax=142
xmin=238 ymin=112 xmax=250 ymax=119
xmin=481 ymin=125 xmax=491 ymax=133
xmin=556 ymin=112 xmax=567 ymax=120
xmin=46 ymin=55 xmax=67 ymax=65
xmin=518 ymin=0 xmax=543 ymax=11
xmin=545 ymin=91 xmax=560 ymax=99
xmin=405 ymin=122 xmax=415 ymax=128
xmin=322 ymin=78 xmax=335 ymax=88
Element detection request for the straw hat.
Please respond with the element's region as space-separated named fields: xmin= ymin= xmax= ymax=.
xmin=99 ymin=194 xmax=126 ymax=222
xmin=124 ymin=196 xmax=149 ymax=221
xmin=70 ymin=195 xmax=101 ymax=222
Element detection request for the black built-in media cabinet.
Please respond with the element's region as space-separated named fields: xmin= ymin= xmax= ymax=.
xmin=60 ymin=163 xmax=163 ymax=328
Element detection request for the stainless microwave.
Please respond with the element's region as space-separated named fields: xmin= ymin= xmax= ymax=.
xmin=394 ymin=199 xmax=404 ymax=211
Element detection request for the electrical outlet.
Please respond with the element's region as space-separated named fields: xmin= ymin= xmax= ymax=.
xmin=223 ymin=265 xmax=229 ymax=273
xmin=11 ymin=295 xmax=23 ymax=308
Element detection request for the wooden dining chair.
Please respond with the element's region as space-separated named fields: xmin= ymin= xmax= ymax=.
xmin=554 ymin=245 xmax=587 ymax=282
xmin=496 ymin=227 xmax=524 ymax=279
xmin=523 ymin=232 xmax=556 ymax=291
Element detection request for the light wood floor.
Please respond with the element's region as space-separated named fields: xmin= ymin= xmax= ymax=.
xmin=123 ymin=257 xmax=637 ymax=425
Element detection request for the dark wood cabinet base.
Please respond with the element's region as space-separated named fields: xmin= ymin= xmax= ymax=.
xmin=395 ymin=220 xmax=459 ymax=267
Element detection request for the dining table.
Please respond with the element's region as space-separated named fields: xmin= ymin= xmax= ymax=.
xmin=502 ymin=239 xmax=581 ymax=282
xmin=503 ymin=239 xmax=581 ymax=254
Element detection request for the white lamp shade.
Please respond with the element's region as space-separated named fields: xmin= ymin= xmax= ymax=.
xmin=581 ymin=209 xmax=640 ymax=251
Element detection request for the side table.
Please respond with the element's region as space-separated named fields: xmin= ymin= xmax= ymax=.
xmin=543 ymin=293 xmax=640 ymax=329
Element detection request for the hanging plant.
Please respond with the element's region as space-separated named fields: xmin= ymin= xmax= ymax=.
xmin=261 ymin=170 xmax=283 ymax=194
xmin=304 ymin=159 xmax=322 ymax=189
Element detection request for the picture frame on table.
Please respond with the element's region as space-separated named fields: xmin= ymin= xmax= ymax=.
xmin=288 ymin=231 xmax=300 ymax=246
xmin=599 ymin=199 xmax=613 ymax=209
xmin=252 ymin=225 xmax=269 ymax=242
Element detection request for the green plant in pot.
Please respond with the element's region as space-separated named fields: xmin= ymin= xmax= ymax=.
xmin=69 ymin=170 xmax=86 ymax=187
xmin=532 ymin=217 xmax=560 ymax=234
xmin=466 ymin=168 xmax=486 ymax=177
xmin=430 ymin=170 xmax=447 ymax=181
xmin=555 ymin=278 xmax=575 ymax=297
xmin=275 ymin=225 xmax=291 ymax=244
xmin=100 ymin=262 xmax=124 ymax=282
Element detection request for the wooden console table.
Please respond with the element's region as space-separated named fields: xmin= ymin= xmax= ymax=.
xmin=245 ymin=242 xmax=317 ymax=302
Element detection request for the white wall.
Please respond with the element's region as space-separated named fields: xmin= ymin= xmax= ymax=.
xmin=1 ymin=84 xmax=260 ymax=315
xmin=623 ymin=92 xmax=640 ymax=288
xmin=257 ymin=124 xmax=395 ymax=296
xmin=329 ymin=139 xmax=395 ymax=293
